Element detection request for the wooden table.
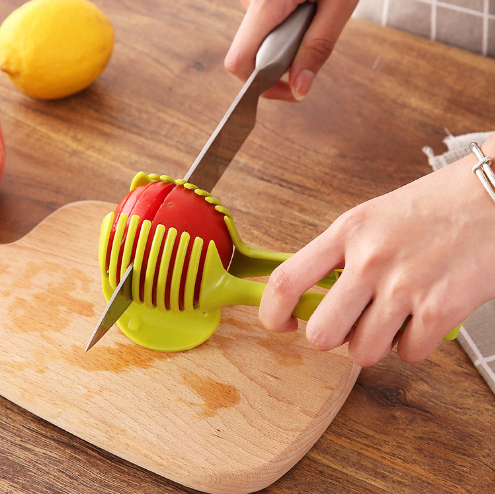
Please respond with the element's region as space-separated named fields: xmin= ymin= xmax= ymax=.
xmin=1 ymin=1 xmax=494 ymax=492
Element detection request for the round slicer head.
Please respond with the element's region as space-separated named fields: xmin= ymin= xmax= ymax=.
xmin=98 ymin=172 xmax=235 ymax=351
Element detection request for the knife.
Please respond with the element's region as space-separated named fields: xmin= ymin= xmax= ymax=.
xmin=85 ymin=2 xmax=316 ymax=352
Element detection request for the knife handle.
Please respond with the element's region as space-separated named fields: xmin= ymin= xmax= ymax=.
xmin=255 ymin=1 xmax=316 ymax=93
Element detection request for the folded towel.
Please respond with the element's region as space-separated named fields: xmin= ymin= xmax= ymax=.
xmin=423 ymin=131 xmax=495 ymax=395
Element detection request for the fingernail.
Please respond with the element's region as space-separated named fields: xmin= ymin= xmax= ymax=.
xmin=291 ymin=69 xmax=315 ymax=101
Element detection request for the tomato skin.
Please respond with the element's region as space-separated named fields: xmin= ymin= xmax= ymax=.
xmin=147 ymin=185 xmax=233 ymax=308
xmin=0 ymin=125 xmax=5 ymax=180
xmin=106 ymin=184 xmax=149 ymax=272
xmin=108 ymin=182 xmax=176 ymax=282
xmin=108 ymin=180 xmax=234 ymax=308
xmin=124 ymin=182 xmax=176 ymax=273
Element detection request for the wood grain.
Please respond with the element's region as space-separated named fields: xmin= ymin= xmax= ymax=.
xmin=0 ymin=200 xmax=359 ymax=494
xmin=0 ymin=0 xmax=494 ymax=492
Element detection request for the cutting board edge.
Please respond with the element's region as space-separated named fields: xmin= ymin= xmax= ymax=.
xmin=233 ymin=362 xmax=362 ymax=494
xmin=0 ymin=362 xmax=360 ymax=494
xmin=128 ymin=361 xmax=361 ymax=494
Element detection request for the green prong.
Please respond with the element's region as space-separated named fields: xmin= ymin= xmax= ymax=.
xmin=215 ymin=205 xmax=233 ymax=218
xmin=156 ymin=228 xmax=177 ymax=312
xmin=98 ymin=212 xmax=114 ymax=276
xmin=205 ymin=196 xmax=222 ymax=206
xmin=170 ymin=232 xmax=190 ymax=313
xmin=132 ymin=220 xmax=151 ymax=303
xmin=194 ymin=189 xmax=210 ymax=197
xmin=144 ymin=224 xmax=165 ymax=309
xmin=109 ymin=213 xmax=128 ymax=289
xmin=120 ymin=215 xmax=140 ymax=279
xmin=184 ymin=237 xmax=203 ymax=312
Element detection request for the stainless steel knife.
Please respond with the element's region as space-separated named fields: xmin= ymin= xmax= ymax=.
xmin=85 ymin=2 xmax=316 ymax=352
xmin=86 ymin=263 xmax=133 ymax=352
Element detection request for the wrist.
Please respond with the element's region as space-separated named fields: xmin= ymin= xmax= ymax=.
xmin=482 ymin=131 xmax=495 ymax=157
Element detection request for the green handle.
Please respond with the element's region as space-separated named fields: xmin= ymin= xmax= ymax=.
xmin=201 ymin=241 xmax=461 ymax=340
xmin=201 ymin=269 xmax=324 ymax=321
xmin=200 ymin=241 xmax=324 ymax=317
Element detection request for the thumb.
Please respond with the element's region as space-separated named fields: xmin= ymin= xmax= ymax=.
xmin=289 ymin=0 xmax=358 ymax=101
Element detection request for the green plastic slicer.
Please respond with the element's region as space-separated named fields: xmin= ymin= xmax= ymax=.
xmin=99 ymin=173 xmax=461 ymax=352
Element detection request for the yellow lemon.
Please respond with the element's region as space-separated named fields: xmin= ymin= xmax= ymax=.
xmin=0 ymin=0 xmax=114 ymax=99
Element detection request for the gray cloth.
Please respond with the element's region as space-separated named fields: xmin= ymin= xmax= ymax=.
xmin=354 ymin=0 xmax=495 ymax=57
xmin=424 ymin=131 xmax=495 ymax=394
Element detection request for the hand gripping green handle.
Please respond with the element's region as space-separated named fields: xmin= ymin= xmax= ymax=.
xmin=200 ymin=241 xmax=461 ymax=340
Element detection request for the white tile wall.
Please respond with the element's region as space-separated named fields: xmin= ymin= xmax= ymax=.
xmin=354 ymin=0 xmax=494 ymax=56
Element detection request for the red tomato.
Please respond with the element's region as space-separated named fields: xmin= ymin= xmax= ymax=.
xmin=0 ymin=125 xmax=5 ymax=180
xmin=107 ymin=181 xmax=176 ymax=282
xmin=106 ymin=183 xmax=149 ymax=272
xmin=107 ymin=180 xmax=234 ymax=309
xmin=146 ymin=185 xmax=233 ymax=308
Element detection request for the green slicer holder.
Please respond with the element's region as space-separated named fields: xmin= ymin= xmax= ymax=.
xmin=98 ymin=172 xmax=460 ymax=352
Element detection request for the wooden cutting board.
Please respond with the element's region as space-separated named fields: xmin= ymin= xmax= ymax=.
xmin=0 ymin=200 xmax=359 ymax=494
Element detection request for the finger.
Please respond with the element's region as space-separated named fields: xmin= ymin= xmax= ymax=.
xmin=288 ymin=0 xmax=359 ymax=100
xmin=396 ymin=307 xmax=460 ymax=364
xmin=347 ymin=297 xmax=411 ymax=367
xmin=305 ymin=266 xmax=374 ymax=351
xmin=225 ymin=1 xmax=304 ymax=81
xmin=259 ymin=228 xmax=345 ymax=333
xmin=262 ymin=81 xmax=297 ymax=101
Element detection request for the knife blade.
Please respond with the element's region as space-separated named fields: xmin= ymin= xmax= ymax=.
xmin=85 ymin=2 xmax=316 ymax=352
xmin=85 ymin=263 xmax=133 ymax=352
xmin=185 ymin=2 xmax=316 ymax=190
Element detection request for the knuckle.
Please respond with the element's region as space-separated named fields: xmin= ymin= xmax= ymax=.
xmin=334 ymin=206 xmax=366 ymax=237
xmin=224 ymin=52 xmax=240 ymax=75
xmin=417 ymin=304 xmax=443 ymax=329
xmin=268 ymin=266 xmax=295 ymax=298
xmin=385 ymin=277 xmax=409 ymax=303
xmin=415 ymin=302 xmax=460 ymax=342
xmin=305 ymin=36 xmax=335 ymax=65
xmin=355 ymin=246 xmax=384 ymax=276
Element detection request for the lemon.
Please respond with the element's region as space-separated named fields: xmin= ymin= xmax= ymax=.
xmin=0 ymin=0 xmax=114 ymax=99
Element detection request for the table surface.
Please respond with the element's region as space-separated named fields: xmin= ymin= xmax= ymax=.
xmin=1 ymin=1 xmax=494 ymax=493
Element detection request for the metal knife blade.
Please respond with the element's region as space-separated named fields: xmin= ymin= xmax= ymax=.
xmin=183 ymin=72 xmax=260 ymax=192
xmin=85 ymin=263 xmax=133 ymax=352
xmin=85 ymin=2 xmax=315 ymax=352
xmin=184 ymin=2 xmax=315 ymax=190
